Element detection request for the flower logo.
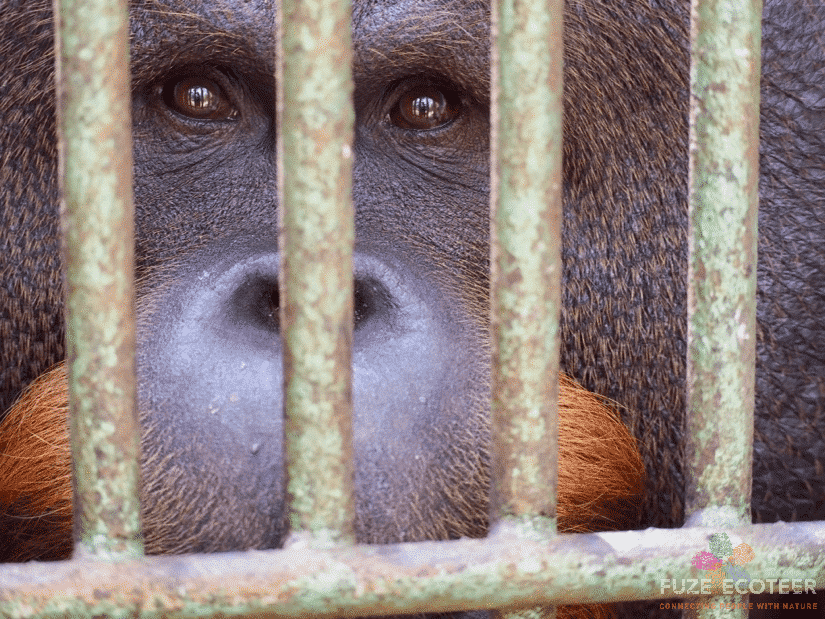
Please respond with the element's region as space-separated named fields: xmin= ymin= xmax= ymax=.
xmin=691 ymin=533 xmax=755 ymax=594
xmin=691 ymin=551 xmax=723 ymax=571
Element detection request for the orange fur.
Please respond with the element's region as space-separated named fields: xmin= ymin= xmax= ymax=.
xmin=555 ymin=375 xmax=644 ymax=619
xmin=0 ymin=364 xmax=642 ymax=618
xmin=557 ymin=374 xmax=644 ymax=533
xmin=0 ymin=364 xmax=71 ymax=562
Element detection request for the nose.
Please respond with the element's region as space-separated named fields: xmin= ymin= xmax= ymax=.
xmin=136 ymin=247 xmax=483 ymax=549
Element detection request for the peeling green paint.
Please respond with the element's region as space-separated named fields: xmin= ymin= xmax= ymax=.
xmin=685 ymin=0 xmax=761 ymax=525
xmin=685 ymin=2 xmax=761 ymax=614
xmin=54 ymin=0 xmax=142 ymax=559
xmin=490 ymin=0 xmax=563 ymax=613
xmin=1 ymin=523 xmax=822 ymax=617
xmin=490 ymin=0 xmax=562 ymax=527
xmin=277 ymin=0 xmax=355 ymax=544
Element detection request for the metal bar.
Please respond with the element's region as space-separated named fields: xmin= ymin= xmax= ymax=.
xmin=276 ymin=0 xmax=356 ymax=545
xmin=490 ymin=0 xmax=563 ymax=613
xmin=685 ymin=0 xmax=761 ymax=615
xmin=489 ymin=0 xmax=564 ymax=526
xmin=52 ymin=0 xmax=142 ymax=559
xmin=685 ymin=0 xmax=761 ymax=526
xmin=1 ymin=522 xmax=823 ymax=617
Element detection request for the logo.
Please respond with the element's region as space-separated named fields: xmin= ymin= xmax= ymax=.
xmin=660 ymin=532 xmax=818 ymax=603
xmin=689 ymin=532 xmax=755 ymax=595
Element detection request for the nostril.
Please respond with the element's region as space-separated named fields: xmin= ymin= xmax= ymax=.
xmin=227 ymin=272 xmax=396 ymax=336
xmin=265 ymin=282 xmax=280 ymax=331
xmin=354 ymin=277 xmax=395 ymax=332
xmin=228 ymin=274 xmax=280 ymax=334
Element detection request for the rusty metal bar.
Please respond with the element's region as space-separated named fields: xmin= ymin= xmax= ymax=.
xmin=685 ymin=0 xmax=761 ymax=615
xmin=489 ymin=0 xmax=564 ymax=614
xmin=52 ymin=0 xmax=142 ymax=559
xmin=686 ymin=0 xmax=761 ymax=527
xmin=489 ymin=0 xmax=563 ymax=525
xmin=490 ymin=0 xmax=564 ymax=619
xmin=1 ymin=522 xmax=823 ymax=618
xmin=276 ymin=0 xmax=356 ymax=545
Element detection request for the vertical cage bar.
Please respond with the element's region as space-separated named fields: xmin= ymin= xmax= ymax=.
xmin=52 ymin=0 xmax=142 ymax=558
xmin=490 ymin=0 xmax=563 ymax=610
xmin=686 ymin=0 xmax=760 ymax=528
xmin=490 ymin=0 xmax=564 ymax=526
xmin=276 ymin=0 xmax=356 ymax=545
xmin=685 ymin=0 xmax=761 ymax=616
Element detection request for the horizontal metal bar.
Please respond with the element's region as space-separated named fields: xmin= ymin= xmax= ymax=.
xmin=53 ymin=0 xmax=142 ymax=558
xmin=1 ymin=522 xmax=823 ymax=617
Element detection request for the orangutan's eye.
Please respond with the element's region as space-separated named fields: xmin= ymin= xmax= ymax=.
xmin=163 ymin=76 xmax=238 ymax=121
xmin=390 ymin=83 xmax=461 ymax=130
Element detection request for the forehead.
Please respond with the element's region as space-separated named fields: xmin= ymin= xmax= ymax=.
xmin=129 ymin=0 xmax=490 ymax=97
xmin=353 ymin=0 xmax=490 ymax=94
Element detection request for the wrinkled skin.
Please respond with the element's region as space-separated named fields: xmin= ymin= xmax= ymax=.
xmin=1 ymin=0 xmax=824 ymax=616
